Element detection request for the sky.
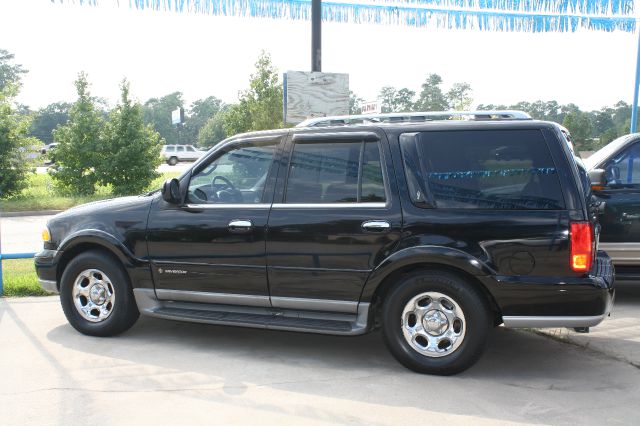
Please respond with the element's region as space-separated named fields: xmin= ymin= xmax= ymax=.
xmin=1 ymin=0 xmax=639 ymax=112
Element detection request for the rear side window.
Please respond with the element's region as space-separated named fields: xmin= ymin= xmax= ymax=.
xmin=285 ymin=140 xmax=386 ymax=204
xmin=400 ymin=130 xmax=565 ymax=209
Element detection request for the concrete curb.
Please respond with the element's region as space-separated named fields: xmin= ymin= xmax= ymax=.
xmin=1 ymin=210 xmax=62 ymax=218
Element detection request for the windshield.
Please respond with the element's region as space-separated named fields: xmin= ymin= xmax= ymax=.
xmin=584 ymin=134 xmax=635 ymax=170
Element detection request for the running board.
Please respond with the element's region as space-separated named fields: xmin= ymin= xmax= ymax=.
xmin=133 ymin=289 xmax=370 ymax=336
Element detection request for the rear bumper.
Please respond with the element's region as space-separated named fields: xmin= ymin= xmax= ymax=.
xmin=485 ymin=251 xmax=615 ymax=328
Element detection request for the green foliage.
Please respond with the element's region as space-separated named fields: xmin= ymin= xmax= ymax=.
xmin=349 ymin=90 xmax=364 ymax=115
xmin=2 ymin=259 xmax=50 ymax=297
xmin=0 ymin=84 xmax=36 ymax=198
xmin=0 ymin=49 xmax=27 ymax=91
xmin=379 ymin=86 xmax=415 ymax=113
xmin=143 ymin=92 xmax=183 ymax=145
xmin=183 ymin=96 xmax=223 ymax=144
xmin=29 ymin=102 xmax=71 ymax=145
xmin=414 ymin=74 xmax=449 ymax=111
xmin=198 ymin=110 xmax=227 ymax=148
xmin=446 ymin=82 xmax=473 ymax=111
xmin=98 ymin=79 xmax=162 ymax=196
xmin=51 ymin=72 xmax=103 ymax=195
xmin=222 ymin=51 xmax=283 ymax=137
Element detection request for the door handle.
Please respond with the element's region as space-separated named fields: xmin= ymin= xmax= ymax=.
xmin=362 ymin=220 xmax=391 ymax=232
xmin=228 ymin=219 xmax=253 ymax=233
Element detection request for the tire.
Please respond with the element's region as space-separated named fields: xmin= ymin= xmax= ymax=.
xmin=167 ymin=156 xmax=178 ymax=166
xmin=60 ymin=250 xmax=139 ymax=337
xmin=381 ymin=270 xmax=491 ymax=375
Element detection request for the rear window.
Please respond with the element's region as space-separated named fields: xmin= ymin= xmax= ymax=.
xmin=399 ymin=130 xmax=565 ymax=210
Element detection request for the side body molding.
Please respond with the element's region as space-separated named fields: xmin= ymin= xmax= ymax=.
xmin=359 ymin=245 xmax=495 ymax=303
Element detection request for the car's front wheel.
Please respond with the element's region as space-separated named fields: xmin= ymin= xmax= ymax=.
xmin=382 ymin=270 xmax=491 ymax=375
xmin=60 ymin=250 xmax=139 ymax=337
xmin=167 ymin=156 xmax=178 ymax=166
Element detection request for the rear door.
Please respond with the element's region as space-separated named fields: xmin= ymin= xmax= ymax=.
xmin=265 ymin=130 xmax=402 ymax=313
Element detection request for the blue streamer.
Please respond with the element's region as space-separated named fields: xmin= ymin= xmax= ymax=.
xmin=55 ymin=0 xmax=637 ymax=32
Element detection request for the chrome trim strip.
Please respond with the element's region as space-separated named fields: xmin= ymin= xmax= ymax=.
xmin=38 ymin=279 xmax=58 ymax=294
xmin=155 ymin=289 xmax=270 ymax=308
xmin=599 ymin=242 xmax=640 ymax=265
xmin=271 ymin=297 xmax=357 ymax=313
xmin=502 ymin=314 xmax=607 ymax=328
xmin=184 ymin=203 xmax=271 ymax=210
xmin=272 ymin=202 xmax=387 ymax=209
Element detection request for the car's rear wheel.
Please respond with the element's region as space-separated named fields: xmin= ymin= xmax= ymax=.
xmin=382 ymin=270 xmax=491 ymax=375
xmin=60 ymin=250 xmax=139 ymax=337
xmin=167 ymin=156 xmax=178 ymax=166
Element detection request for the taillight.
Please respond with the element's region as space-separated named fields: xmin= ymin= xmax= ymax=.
xmin=570 ymin=222 xmax=593 ymax=272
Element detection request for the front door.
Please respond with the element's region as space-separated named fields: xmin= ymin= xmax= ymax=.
xmin=595 ymin=141 xmax=640 ymax=265
xmin=146 ymin=134 xmax=282 ymax=306
xmin=265 ymin=130 xmax=402 ymax=313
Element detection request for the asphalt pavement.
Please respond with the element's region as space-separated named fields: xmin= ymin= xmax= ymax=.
xmin=1 ymin=290 xmax=640 ymax=425
xmin=0 ymin=215 xmax=53 ymax=254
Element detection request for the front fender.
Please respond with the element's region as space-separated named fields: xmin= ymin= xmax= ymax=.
xmin=59 ymin=229 xmax=138 ymax=267
xmin=359 ymin=245 xmax=495 ymax=302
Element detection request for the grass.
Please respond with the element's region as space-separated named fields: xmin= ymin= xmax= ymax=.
xmin=2 ymin=172 xmax=181 ymax=212
xmin=1 ymin=258 xmax=49 ymax=297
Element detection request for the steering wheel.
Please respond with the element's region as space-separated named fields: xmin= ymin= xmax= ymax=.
xmin=211 ymin=175 xmax=242 ymax=202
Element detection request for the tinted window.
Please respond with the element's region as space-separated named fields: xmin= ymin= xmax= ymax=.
xmin=188 ymin=142 xmax=276 ymax=204
xmin=186 ymin=146 xmax=196 ymax=152
xmin=400 ymin=130 xmax=565 ymax=209
xmin=285 ymin=141 xmax=386 ymax=203
xmin=604 ymin=143 xmax=640 ymax=185
xmin=165 ymin=146 xmax=175 ymax=152
xmin=177 ymin=146 xmax=185 ymax=152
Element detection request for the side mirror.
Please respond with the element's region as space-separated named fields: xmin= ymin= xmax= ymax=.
xmin=589 ymin=169 xmax=606 ymax=191
xmin=161 ymin=178 xmax=182 ymax=204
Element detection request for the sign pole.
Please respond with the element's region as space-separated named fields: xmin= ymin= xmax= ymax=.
xmin=312 ymin=0 xmax=321 ymax=72
xmin=632 ymin=26 xmax=640 ymax=133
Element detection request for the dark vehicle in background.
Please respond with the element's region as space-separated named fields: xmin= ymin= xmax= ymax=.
xmin=35 ymin=112 xmax=614 ymax=375
xmin=585 ymin=133 xmax=640 ymax=281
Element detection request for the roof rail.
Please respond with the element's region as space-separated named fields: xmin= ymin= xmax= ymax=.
xmin=296 ymin=110 xmax=532 ymax=128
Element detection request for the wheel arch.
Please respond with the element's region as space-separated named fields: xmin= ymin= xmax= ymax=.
xmin=361 ymin=247 xmax=502 ymax=326
xmin=56 ymin=233 xmax=136 ymax=290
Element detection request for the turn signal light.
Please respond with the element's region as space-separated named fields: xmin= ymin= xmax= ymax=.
xmin=570 ymin=222 xmax=592 ymax=272
xmin=42 ymin=228 xmax=51 ymax=242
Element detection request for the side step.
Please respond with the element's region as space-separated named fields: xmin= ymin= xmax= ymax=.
xmin=134 ymin=289 xmax=369 ymax=336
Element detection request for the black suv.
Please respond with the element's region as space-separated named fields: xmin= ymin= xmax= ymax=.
xmin=35 ymin=114 xmax=615 ymax=375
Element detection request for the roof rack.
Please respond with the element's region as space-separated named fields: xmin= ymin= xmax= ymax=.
xmin=296 ymin=110 xmax=532 ymax=128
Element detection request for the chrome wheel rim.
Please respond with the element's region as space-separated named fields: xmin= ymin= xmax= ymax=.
xmin=401 ymin=291 xmax=466 ymax=358
xmin=72 ymin=269 xmax=115 ymax=323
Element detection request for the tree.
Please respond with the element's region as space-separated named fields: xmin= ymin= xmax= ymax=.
xmin=349 ymin=90 xmax=364 ymax=115
xmin=143 ymin=92 xmax=183 ymax=145
xmin=183 ymin=96 xmax=223 ymax=145
xmin=414 ymin=74 xmax=448 ymax=111
xmin=51 ymin=72 xmax=103 ymax=195
xmin=0 ymin=49 xmax=27 ymax=91
xmin=446 ymin=82 xmax=473 ymax=111
xmin=379 ymin=86 xmax=415 ymax=113
xmin=198 ymin=110 xmax=227 ymax=148
xmin=99 ymin=80 xmax=162 ymax=195
xmin=223 ymin=51 xmax=283 ymax=136
xmin=29 ymin=102 xmax=71 ymax=145
xmin=562 ymin=110 xmax=593 ymax=148
xmin=0 ymin=84 xmax=36 ymax=198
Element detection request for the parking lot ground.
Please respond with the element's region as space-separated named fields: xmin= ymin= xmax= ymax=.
xmin=1 ymin=297 xmax=640 ymax=425
xmin=539 ymin=281 xmax=640 ymax=368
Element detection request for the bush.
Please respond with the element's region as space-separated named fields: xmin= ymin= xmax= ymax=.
xmin=98 ymin=80 xmax=162 ymax=196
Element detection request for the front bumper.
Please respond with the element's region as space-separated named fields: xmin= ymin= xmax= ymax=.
xmin=485 ymin=251 xmax=615 ymax=329
xmin=34 ymin=249 xmax=62 ymax=294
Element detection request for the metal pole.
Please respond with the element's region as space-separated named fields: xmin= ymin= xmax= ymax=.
xmin=0 ymin=206 xmax=3 ymax=296
xmin=631 ymin=27 xmax=640 ymax=133
xmin=311 ymin=0 xmax=321 ymax=72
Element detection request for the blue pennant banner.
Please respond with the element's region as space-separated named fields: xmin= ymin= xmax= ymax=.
xmin=51 ymin=0 xmax=637 ymax=32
